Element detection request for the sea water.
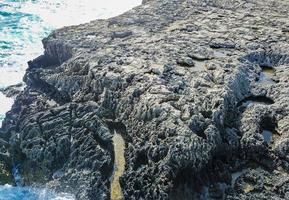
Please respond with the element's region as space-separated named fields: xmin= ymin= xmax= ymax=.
xmin=0 ymin=184 xmax=75 ymax=200
xmin=0 ymin=0 xmax=141 ymax=199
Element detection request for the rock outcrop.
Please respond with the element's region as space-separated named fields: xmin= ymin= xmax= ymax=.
xmin=1 ymin=0 xmax=289 ymax=199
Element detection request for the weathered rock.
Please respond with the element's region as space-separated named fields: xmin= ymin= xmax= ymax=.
xmin=0 ymin=0 xmax=289 ymax=199
xmin=176 ymin=57 xmax=195 ymax=67
xmin=0 ymin=83 xmax=25 ymax=98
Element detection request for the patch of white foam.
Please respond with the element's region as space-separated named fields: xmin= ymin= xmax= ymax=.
xmin=0 ymin=93 xmax=13 ymax=127
xmin=37 ymin=188 xmax=75 ymax=200
xmin=0 ymin=68 xmax=25 ymax=88
xmin=19 ymin=0 xmax=142 ymax=28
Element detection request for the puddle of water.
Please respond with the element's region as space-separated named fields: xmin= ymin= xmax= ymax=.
xmin=258 ymin=73 xmax=275 ymax=84
xmin=261 ymin=129 xmax=279 ymax=144
xmin=262 ymin=130 xmax=273 ymax=144
xmin=262 ymin=67 xmax=275 ymax=75
xmin=258 ymin=66 xmax=275 ymax=84
xmin=110 ymin=131 xmax=125 ymax=200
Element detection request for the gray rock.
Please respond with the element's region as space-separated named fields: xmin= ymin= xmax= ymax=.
xmin=209 ymin=38 xmax=236 ymax=49
xmin=188 ymin=47 xmax=215 ymax=61
xmin=176 ymin=57 xmax=195 ymax=67
xmin=1 ymin=0 xmax=289 ymax=199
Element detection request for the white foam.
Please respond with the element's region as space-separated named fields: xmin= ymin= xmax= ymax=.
xmin=0 ymin=68 xmax=25 ymax=88
xmin=19 ymin=0 xmax=141 ymax=28
xmin=0 ymin=93 xmax=13 ymax=126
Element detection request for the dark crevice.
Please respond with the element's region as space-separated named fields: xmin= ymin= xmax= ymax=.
xmin=169 ymin=168 xmax=199 ymax=200
xmin=259 ymin=65 xmax=274 ymax=70
xmin=133 ymin=150 xmax=148 ymax=170
xmin=195 ymin=130 xmax=207 ymax=140
xmin=24 ymin=71 xmax=71 ymax=105
xmin=260 ymin=116 xmax=279 ymax=144
xmin=28 ymin=55 xmax=59 ymax=69
xmin=241 ymin=51 xmax=289 ymax=67
xmin=105 ymin=121 xmax=127 ymax=136
xmin=169 ymin=152 xmax=277 ymax=200
xmin=189 ymin=124 xmax=208 ymax=140
xmin=106 ymin=120 xmax=133 ymax=142
xmin=90 ymin=128 xmax=112 ymax=151
xmin=260 ymin=116 xmax=277 ymax=132
xmin=236 ymin=96 xmax=274 ymax=107
xmin=106 ymin=120 xmax=131 ymax=142
xmin=200 ymin=110 xmax=212 ymax=119
xmin=169 ymin=155 xmax=232 ymax=200
xmin=42 ymin=39 xmax=73 ymax=65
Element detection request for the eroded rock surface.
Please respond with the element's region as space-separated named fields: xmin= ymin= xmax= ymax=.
xmin=1 ymin=0 xmax=289 ymax=199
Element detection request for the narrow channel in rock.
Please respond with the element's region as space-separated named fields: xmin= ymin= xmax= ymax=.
xmin=110 ymin=130 xmax=125 ymax=200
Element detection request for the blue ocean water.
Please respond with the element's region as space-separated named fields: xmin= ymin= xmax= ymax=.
xmin=0 ymin=0 xmax=141 ymax=199
xmin=0 ymin=185 xmax=75 ymax=200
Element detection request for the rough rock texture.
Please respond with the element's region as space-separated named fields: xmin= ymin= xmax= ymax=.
xmin=0 ymin=83 xmax=25 ymax=98
xmin=1 ymin=0 xmax=289 ymax=199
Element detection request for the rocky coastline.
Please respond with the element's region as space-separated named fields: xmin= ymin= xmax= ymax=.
xmin=1 ymin=0 xmax=289 ymax=199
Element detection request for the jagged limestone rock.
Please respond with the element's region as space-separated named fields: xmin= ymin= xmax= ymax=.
xmin=0 ymin=0 xmax=289 ymax=199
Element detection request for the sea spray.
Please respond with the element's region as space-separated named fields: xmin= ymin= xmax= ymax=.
xmin=12 ymin=164 xmax=22 ymax=186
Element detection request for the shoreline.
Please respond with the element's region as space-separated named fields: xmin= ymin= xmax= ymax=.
xmin=0 ymin=0 xmax=142 ymax=128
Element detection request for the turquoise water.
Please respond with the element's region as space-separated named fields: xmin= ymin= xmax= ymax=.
xmin=0 ymin=0 xmax=141 ymax=199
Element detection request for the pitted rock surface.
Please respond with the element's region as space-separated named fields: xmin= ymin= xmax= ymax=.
xmin=1 ymin=0 xmax=289 ymax=199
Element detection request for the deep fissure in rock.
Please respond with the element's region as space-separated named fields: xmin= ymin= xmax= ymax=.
xmin=236 ymin=96 xmax=274 ymax=107
xmin=242 ymin=51 xmax=289 ymax=67
xmin=133 ymin=150 xmax=148 ymax=170
xmin=169 ymin=155 xmax=233 ymax=200
xmin=169 ymin=168 xmax=200 ymax=200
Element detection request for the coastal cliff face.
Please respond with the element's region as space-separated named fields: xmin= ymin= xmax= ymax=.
xmin=1 ymin=0 xmax=289 ymax=199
